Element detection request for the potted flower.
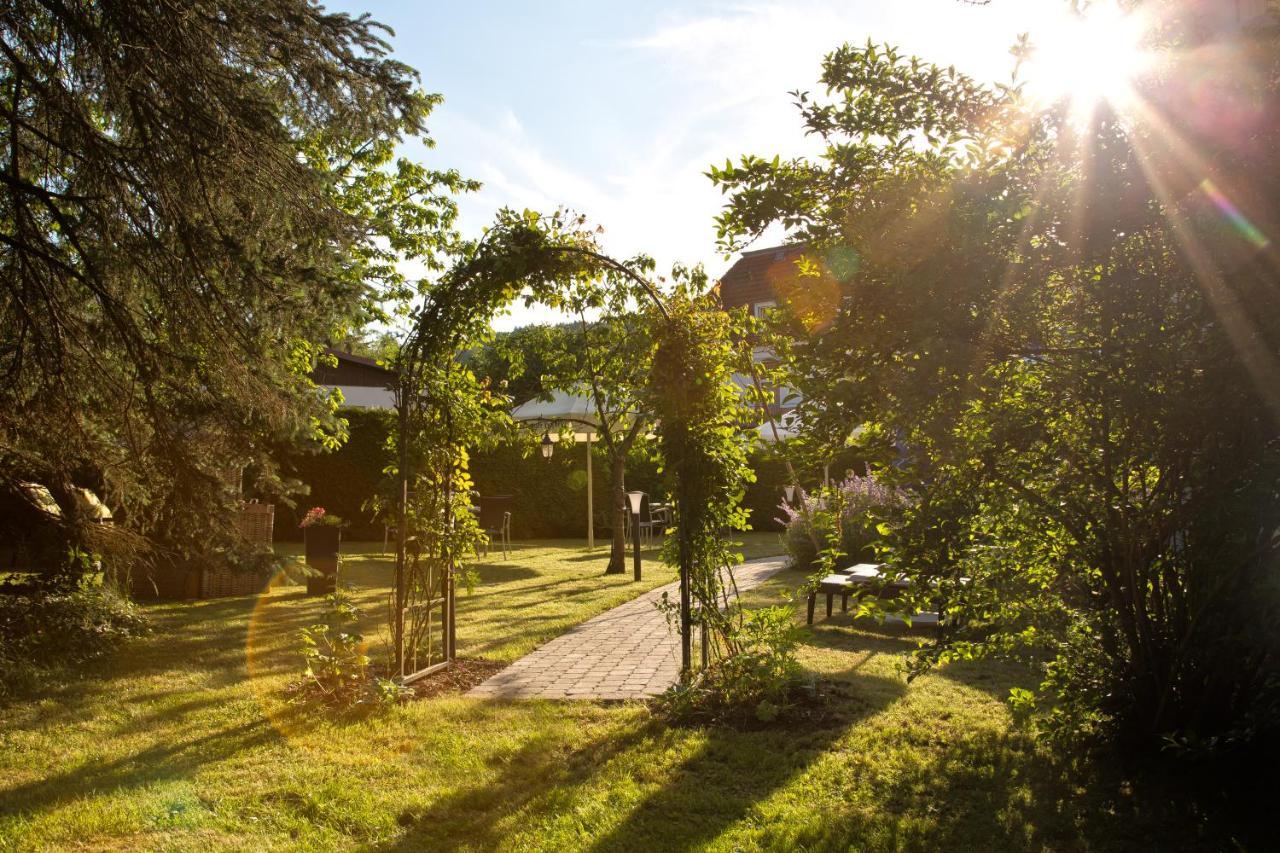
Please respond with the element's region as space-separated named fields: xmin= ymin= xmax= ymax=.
xmin=300 ymin=507 xmax=342 ymax=596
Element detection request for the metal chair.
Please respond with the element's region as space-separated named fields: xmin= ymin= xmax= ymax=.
xmin=646 ymin=500 xmax=669 ymax=544
xmin=477 ymin=495 xmax=513 ymax=559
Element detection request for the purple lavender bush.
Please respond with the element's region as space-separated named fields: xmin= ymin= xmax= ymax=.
xmin=780 ymin=472 xmax=905 ymax=570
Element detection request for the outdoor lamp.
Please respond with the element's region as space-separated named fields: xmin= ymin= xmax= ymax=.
xmin=540 ymin=431 xmax=554 ymax=460
xmin=784 ymin=484 xmax=798 ymax=505
xmin=626 ymin=490 xmax=645 ymax=582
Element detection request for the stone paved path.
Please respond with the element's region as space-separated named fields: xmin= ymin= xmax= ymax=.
xmin=467 ymin=556 xmax=789 ymax=700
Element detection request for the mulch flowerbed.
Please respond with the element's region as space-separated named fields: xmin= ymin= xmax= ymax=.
xmin=403 ymin=657 xmax=507 ymax=700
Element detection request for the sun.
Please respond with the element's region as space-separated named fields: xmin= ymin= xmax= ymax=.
xmin=1020 ymin=1 xmax=1154 ymax=116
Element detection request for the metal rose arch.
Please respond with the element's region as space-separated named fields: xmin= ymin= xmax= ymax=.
xmin=388 ymin=210 xmax=675 ymax=682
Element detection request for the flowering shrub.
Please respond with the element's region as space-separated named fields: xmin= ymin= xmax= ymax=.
xmin=781 ymin=473 xmax=905 ymax=570
xmin=298 ymin=506 xmax=342 ymax=528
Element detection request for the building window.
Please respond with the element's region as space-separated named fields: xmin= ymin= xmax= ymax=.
xmin=752 ymin=300 xmax=777 ymax=319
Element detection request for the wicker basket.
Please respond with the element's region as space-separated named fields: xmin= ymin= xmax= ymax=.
xmin=198 ymin=503 xmax=276 ymax=598
xmin=238 ymin=502 xmax=275 ymax=546
xmin=131 ymin=503 xmax=277 ymax=599
xmin=199 ymin=566 xmax=264 ymax=597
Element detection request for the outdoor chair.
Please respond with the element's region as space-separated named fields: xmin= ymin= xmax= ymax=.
xmin=648 ymin=501 xmax=670 ymax=541
xmin=477 ymin=495 xmax=514 ymax=559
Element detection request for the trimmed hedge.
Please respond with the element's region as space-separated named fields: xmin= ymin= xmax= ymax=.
xmin=469 ymin=442 xmax=661 ymax=539
xmin=280 ymin=409 xmax=665 ymax=540
xmin=279 ymin=408 xmax=395 ymax=540
xmin=280 ymin=409 xmax=819 ymax=540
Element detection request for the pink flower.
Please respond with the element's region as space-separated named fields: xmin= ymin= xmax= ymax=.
xmin=299 ymin=506 xmax=327 ymax=528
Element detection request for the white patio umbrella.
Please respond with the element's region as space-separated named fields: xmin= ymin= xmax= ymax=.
xmin=511 ymin=390 xmax=603 ymax=548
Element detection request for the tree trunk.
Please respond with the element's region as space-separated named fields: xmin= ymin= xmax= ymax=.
xmin=604 ymin=452 xmax=627 ymax=574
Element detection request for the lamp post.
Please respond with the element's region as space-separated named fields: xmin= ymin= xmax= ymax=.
xmin=626 ymin=490 xmax=644 ymax=582
xmin=540 ymin=431 xmax=554 ymax=460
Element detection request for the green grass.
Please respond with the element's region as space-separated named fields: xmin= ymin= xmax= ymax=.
xmin=0 ymin=535 xmax=1238 ymax=850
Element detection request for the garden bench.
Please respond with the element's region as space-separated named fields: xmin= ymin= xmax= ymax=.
xmin=806 ymin=563 xmax=910 ymax=624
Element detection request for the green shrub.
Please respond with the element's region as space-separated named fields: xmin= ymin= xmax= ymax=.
xmin=295 ymin=590 xmax=409 ymax=709
xmin=0 ymin=550 xmax=148 ymax=699
xmin=284 ymin=409 xmax=805 ymax=541
xmin=467 ymin=441 xmax=661 ymax=539
xmin=284 ymin=408 xmax=670 ymax=540
xmin=656 ymin=605 xmax=811 ymax=724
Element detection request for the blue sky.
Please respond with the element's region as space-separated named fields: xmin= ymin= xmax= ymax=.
xmin=328 ymin=1 xmax=1066 ymax=329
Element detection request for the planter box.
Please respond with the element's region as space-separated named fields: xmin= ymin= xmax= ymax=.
xmin=131 ymin=560 xmax=271 ymax=600
xmin=304 ymin=525 xmax=341 ymax=596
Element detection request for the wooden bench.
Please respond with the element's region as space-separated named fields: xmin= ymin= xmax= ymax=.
xmin=806 ymin=563 xmax=910 ymax=624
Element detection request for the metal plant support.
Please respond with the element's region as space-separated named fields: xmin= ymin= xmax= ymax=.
xmin=386 ymin=221 xmax=691 ymax=683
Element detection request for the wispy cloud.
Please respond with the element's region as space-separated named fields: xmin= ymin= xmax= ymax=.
xmin=410 ymin=0 xmax=1033 ymax=330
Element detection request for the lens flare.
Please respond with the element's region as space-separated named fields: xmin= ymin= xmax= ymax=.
xmin=1021 ymin=1 xmax=1154 ymax=118
xmin=1200 ymin=179 xmax=1271 ymax=250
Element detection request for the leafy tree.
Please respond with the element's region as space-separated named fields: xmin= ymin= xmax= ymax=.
xmin=465 ymin=323 xmax=575 ymax=408
xmin=0 ymin=1 xmax=471 ymax=564
xmin=466 ymin=258 xmax=668 ymax=576
xmin=712 ymin=30 xmax=1280 ymax=752
xmin=528 ymin=286 xmax=664 ymax=575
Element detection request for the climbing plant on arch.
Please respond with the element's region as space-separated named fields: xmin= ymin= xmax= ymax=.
xmin=389 ymin=208 xmax=757 ymax=682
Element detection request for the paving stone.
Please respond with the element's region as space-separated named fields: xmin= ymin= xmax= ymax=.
xmin=466 ymin=557 xmax=787 ymax=700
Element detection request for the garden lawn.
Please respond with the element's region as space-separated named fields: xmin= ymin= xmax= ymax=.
xmin=0 ymin=535 xmax=1236 ymax=851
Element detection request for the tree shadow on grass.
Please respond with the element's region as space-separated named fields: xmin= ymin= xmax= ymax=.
xmin=458 ymin=573 xmax=638 ymax=607
xmin=0 ymin=713 xmax=291 ymax=820
xmin=373 ymin=715 xmax=660 ymax=851
xmin=470 ymin=563 xmax=541 ymax=585
xmin=562 ymin=548 xmax=666 ymax=565
xmin=4 ymin=595 xmax=274 ymax=719
xmin=585 ymin=672 xmax=906 ymax=851
xmin=934 ymin=656 xmax=1033 ymax=702
xmin=801 ymin=725 xmax=1261 ymax=852
xmin=375 ymin=670 xmax=904 ymax=851
xmin=808 ymin=613 xmax=1036 ymax=702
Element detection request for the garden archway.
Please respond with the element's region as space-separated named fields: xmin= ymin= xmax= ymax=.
xmin=388 ymin=212 xmax=675 ymax=682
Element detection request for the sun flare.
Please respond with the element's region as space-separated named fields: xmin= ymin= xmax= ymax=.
xmin=1020 ymin=1 xmax=1154 ymax=116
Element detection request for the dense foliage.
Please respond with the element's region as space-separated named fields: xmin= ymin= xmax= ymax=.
xmin=712 ymin=24 xmax=1280 ymax=752
xmin=649 ymin=281 xmax=809 ymax=718
xmin=284 ymin=404 xmax=796 ymax=541
xmin=295 ymin=590 xmax=408 ymax=709
xmin=656 ymin=605 xmax=809 ymax=725
xmin=509 ymin=281 xmax=663 ymax=575
xmin=0 ymin=551 xmax=146 ymax=700
xmin=0 ymin=0 xmax=471 ymax=566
